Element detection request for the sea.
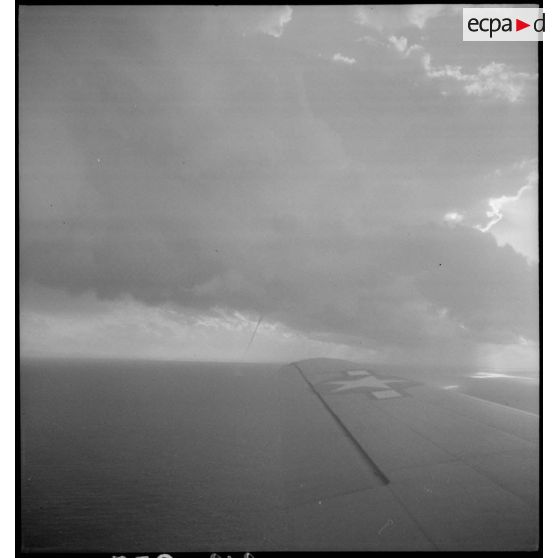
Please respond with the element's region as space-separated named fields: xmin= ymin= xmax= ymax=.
xmin=20 ymin=358 xmax=539 ymax=552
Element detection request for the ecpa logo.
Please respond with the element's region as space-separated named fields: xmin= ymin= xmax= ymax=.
xmin=463 ymin=8 xmax=544 ymax=41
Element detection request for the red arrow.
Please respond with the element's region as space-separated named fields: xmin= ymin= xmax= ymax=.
xmin=516 ymin=18 xmax=530 ymax=31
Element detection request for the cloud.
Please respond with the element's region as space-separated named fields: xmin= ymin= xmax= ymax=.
xmin=256 ymin=5 xmax=293 ymax=38
xmin=476 ymin=166 xmax=537 ymax=233
xmin=421 ymin=55 xmax=536 ymax=102
xmin=366 ymin=11 xmax=536 ymax=103
xmin=476 ymin=184 xmax=532 ymax=233
xmin=462 ymin=62 xmax=536 ymax=103
xmin=19 ymin=6 xmax=538 ymax=366
xmin=443 ymin=212 xmax=464 ymax=226
xmin=20 ymin=286 xmax=380 ymax=362
xmin=475 ymin=167 xmax=538 ymax=262
xmin=388 ymin=35 xmax=408 ymax=54
xmin=438 ymin=161 xmax=538 ymax=264
xmin=332 ymin=52 xmax=356 ymax=65
xmin=228 ymin=6 xmax=293 ymax=38
xmin=406 ymin=5 xmax=448 ymax=29
xmin=387 ymin=35 xmax=423 ymax=57
xmin=354 ymin=5 xmax=451 ymax=31
xmin=21 ymin=211 xmax=538 ymax=361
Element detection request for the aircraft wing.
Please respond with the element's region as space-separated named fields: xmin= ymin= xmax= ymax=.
xmin=275 ymin=358 xmax=539 ymax=551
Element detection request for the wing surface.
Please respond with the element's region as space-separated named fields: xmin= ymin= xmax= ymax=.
xmin=276 ymin=358 xmax=539 ymax=551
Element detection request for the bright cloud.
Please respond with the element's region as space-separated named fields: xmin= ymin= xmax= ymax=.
xmin=355 ymin=4 xmax=451 ymax=31
xmin=438 ymin=160 xmax=538 ymax=264
xmin=406 ymin=4 xmax=448 ymax=29
xmin=388 ymin=35 xmax=408 ymax=54
xmin=443 ymin=212 xmax=464 ymax=226
xmin=387 ymin=35 xmax=422 ymax=57
xmin=477 ymin=172 xmax=536 ymax=233
xmin=257 ymin=5 xmax=293 ymax=38
xmin=463 ymin=62 xmax=537 ymax=103
xmin=235 ymin=6 xmax=293 ymax=38
xmin=368 ymin=11 xmax=536 ymax=103
xmin=332 ymin=52 xmax=356 ymax=65
xmin=421 ymin=55 xmax=536 ymax=102
xmin=476 ymin=167 xmax=538 ymax=263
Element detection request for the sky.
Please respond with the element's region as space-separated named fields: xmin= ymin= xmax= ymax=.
xmin=19 ymin=5 xmax=539 ymax=368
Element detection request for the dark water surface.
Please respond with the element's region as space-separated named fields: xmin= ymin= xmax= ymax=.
xmin=21 ymin=359 xmax=378 ymax=552
xmin=22 ymin=360 xmax=287 ymax=551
